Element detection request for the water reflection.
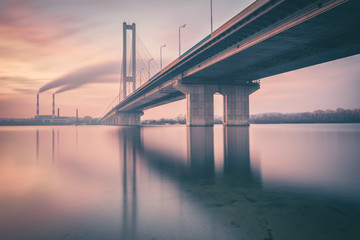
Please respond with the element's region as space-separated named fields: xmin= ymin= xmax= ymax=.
xmin=187 ymin=127 xmax=214 ymax=179
xmin=52 ymin=128 xmax=55 ymax=165
xmin=120 ymin=125 xmax=360 ymax=240
xmin=57 ymin=128 xmax=60 ymax=161
xmin=117 ymin=126 xmax=255 ymax=239
xmin=223 ymin=127 xmax=251 ymax=180
xmin=1 ymin=125 xmax=360 ymax=240
xmin=119 ymin=128 xmax=139 ymax=240
xmin=75 ymin=127 xmax=78 ymax=153
xmin=139 ymin=126 xmax=254 ymax=182
xmin=36 ymin=128 xmax=39 ymax=164
xmin=35 ymin=127 xmax=57 ymax=165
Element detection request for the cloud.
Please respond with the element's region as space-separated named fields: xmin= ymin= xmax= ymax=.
xmin=0 ymin=76 xmax=42 ymax=97
xmin=14 ymin=88 xmax=38 ymax=95
xmin=0 ymin=76 xmax=42 ymax=84
xmin=38 ymin=61 xmax=120 ymax=94
xmin=0 ymin=0 xmax=92 ymax=58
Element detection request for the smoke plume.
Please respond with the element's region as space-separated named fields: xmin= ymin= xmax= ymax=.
xmin=38 ymin=61 xmax=120 ymax=94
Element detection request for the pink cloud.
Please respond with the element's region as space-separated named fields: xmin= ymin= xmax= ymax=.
xmin=0 ymin=0 xmax=91 ymax=49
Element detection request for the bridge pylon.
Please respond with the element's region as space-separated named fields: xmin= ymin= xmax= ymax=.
xmin=122 ymin=22 xmax=136 ymax=99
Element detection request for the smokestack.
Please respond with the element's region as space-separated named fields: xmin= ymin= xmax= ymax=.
xmin=76 ymin=109 xmax=78 ymax=122
xmin=36 ymin=94 xmax=39 ymax=117
xmin=57 ymin=108 xmax=60 ymax=118
xmin=52 ymin=94 xmax=55 ymax=118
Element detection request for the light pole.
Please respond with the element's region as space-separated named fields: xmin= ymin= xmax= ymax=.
xmin=210 ymin=0 xmax=213 ymax=32
xmin=148 ymin=58 xmax=153 ymax=80
xmin=160 ymin=44 xmax=166 ymax=70
xmin=179 ymin=24 xmax=186 ymax=57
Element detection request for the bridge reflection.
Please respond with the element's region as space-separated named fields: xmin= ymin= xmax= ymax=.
xmin=116 ymin=125 xmax=258 ymax=238
xmin=118 ymin=128 xmax=140 ymax=240
xmin=224 ymin=127 xmax=252 ymax=181
xmin=117 ymin=126 xmax=256 ymax=181
xmin=187 ymin=127 xmax=215 ymax=179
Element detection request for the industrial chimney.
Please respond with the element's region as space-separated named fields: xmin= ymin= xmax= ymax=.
xmin=36 ymin=93 xmax=39 ymax=117
xmin=76 ymin=109 xmax=78 ymax=123
xmin=57 ymin=108 xmax=60 ymax=118
xmin=52 ymin=94 xmax=55 ymax=118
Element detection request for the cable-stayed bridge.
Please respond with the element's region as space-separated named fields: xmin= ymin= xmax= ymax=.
xmin=100 ymin=0 xmax=360 ymax=126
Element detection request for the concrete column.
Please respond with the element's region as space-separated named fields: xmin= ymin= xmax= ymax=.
xmin=174 ymin=81 xmax=215 ymax=126
xmin=115 ymin=111 xmax=143 ymax=126
xmin=174 ymin=80 xmax=259 ymax=127
xmin=219 ymin=85 xmax=259 ymax=126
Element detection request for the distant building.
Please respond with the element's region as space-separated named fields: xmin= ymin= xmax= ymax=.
xmin=34 ymin=115 xmax=72 ymax=124
xmin=84 ymin=116 xmax=93 ymax=124
xmin=35 ymin=115 xmax=53 ymax=123
xmin=52 ymin=118 xmax=72 ymax=124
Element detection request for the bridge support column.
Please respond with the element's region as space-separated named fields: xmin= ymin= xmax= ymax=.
xmin=219 ymin=85 xmax=259 ymax=126
xmin=174 ymin=80 xmax=259 ymax=127
xmin=174 ymin=81 xmax=215 ymax=126
xmin=115 ymin=111 xmax=143 ymax=126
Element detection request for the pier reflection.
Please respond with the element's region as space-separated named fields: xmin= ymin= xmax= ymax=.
xmin=140 ymin=126 xmax=253 ymax=182
xmin=116 ymin=126 xmax=255 ymax=239
xmin=118 ymin=128 xmax=140 ymax=240
xmin=119 ymin=125 xmax=255 ymax=188
xmin=187 ymin=127 xmax=215 ymax=179
xmin=224 ymin=127 xmax=252 ymax=181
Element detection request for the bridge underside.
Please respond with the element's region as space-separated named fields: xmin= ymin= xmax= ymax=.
xmin=184 ymin=0 xmax=360 ymax=84
xmin=102 ymin=0 xmax=360 ymax=126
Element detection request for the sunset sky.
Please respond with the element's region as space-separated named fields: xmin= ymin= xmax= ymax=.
xmin=1 ymin=0 xmax=359 ymax=119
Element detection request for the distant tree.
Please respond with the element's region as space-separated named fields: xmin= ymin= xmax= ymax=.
xmin=250 ymin=108 xmax=360 ymax=124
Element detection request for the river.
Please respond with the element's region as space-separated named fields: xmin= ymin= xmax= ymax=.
xmin=0 ymin=124 xmax=359 ymax=240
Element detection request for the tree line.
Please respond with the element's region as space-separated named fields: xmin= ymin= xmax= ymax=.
xmin=142 ymin=108 xmax=360 ymax=125
xmin=250 ymin=108 xmax=360 ymax=124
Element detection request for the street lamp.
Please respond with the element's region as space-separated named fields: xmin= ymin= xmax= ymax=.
xmin=179 ymin=24 xmax=186 ymax=57
xmin=210 ymin=0 xmax=213 ymax=32
xmin=160 ymin=44 xmax=166 ymax=70
xmin=148 ymin=58 xmax=154 ymax=80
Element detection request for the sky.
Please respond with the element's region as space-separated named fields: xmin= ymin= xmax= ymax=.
xmin=0 ymin=0 xmax=359 ymax=119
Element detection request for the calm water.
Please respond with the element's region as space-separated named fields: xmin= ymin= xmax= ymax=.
xmin=0 ymin=124 xmax=360 ymax=240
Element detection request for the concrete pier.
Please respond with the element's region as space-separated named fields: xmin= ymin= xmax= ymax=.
xmin=174 ymin=80 xmax=259 ymax=126
xmin=109 ymin=111 xmax=143 ymax=126
xmin=174 ymin=82 xmax=215 ymax=126
xmin=221 ymin=85 xmax=259 ymax=126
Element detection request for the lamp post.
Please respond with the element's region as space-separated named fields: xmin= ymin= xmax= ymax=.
xmin=160 ymin=44 xmax=166 ymax=70
xmin=210 ymin=0 xmax=213 ymax=32
xmin=148 ymin=58 xmax=154 ymax=80
xmin=179 ymin=24 xmax=186 ymax=57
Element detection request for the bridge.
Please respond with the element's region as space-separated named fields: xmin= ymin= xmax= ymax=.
xmin=100 ymin=0 xmax=360 ymax=126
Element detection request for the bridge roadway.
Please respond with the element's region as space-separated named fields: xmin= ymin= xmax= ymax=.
xmin=101 ymin=0 xmax=360 ymax=126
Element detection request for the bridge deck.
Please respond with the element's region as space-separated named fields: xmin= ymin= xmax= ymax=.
xmin=102 ymin=0 xmax=360 ymax=121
